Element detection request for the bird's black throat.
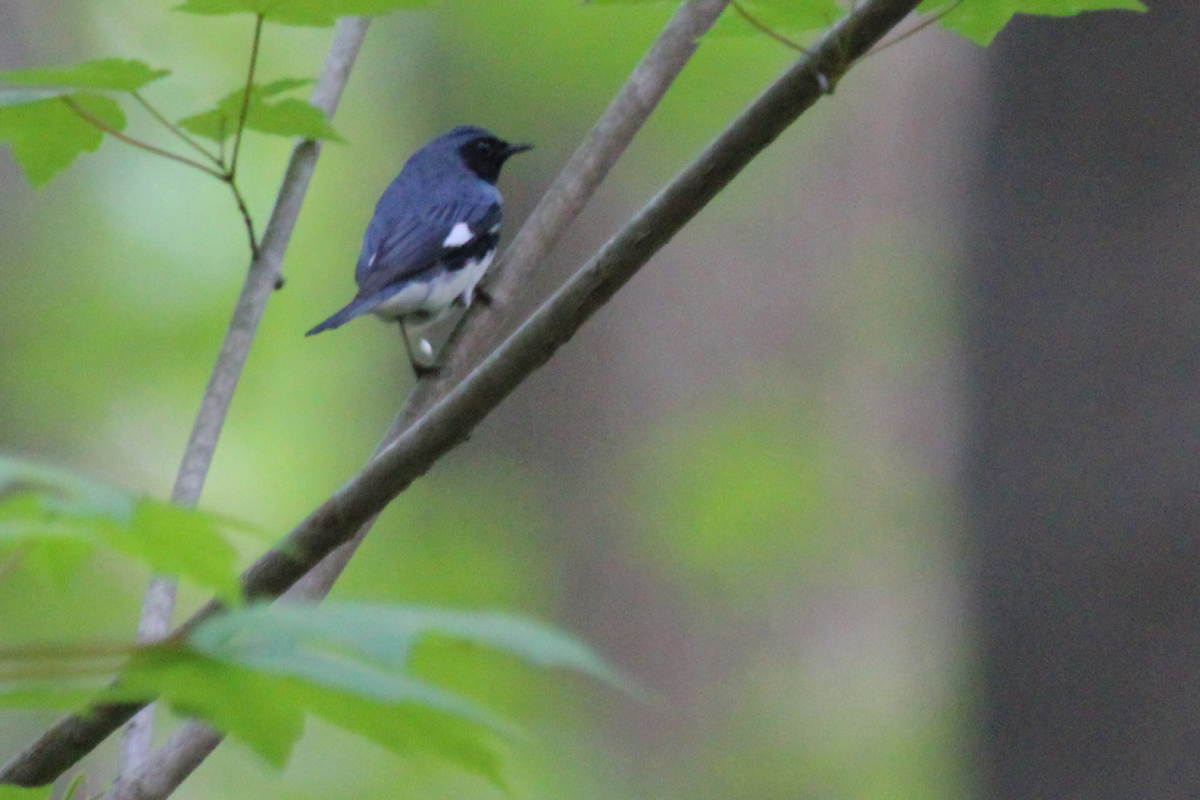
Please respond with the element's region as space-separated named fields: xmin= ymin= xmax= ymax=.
xmin=458 ymin=136 xmax=532 ymax=183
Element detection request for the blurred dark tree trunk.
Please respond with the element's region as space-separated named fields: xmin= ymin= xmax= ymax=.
xmin=969 ymin=1 xmax=1200 ymax=797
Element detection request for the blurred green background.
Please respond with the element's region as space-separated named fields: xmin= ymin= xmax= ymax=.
xmin=0 ymin=1 xmax=982 ymax=798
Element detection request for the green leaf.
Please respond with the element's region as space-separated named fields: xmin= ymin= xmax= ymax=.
xmin=118 ymin=500 xmax=242 ymax=604
xmin=0 ymin=683 xmax=119 ymax=711
xmin=300 ymin=686 xmax=506 ymax=785
xmin=119 ymin=644 xmax=503 ymax=775
xmin=0 ymin=457 xmax=247 ymax=599
xmin=239 ymin=97 xmax=343 ymax=140
xmin=706 ymin=0 xmax=841 ymax=39
xmin=0 ymin=92 xmax=123 ymax=186
xmin=119 ymin=649 xmax=306 ymax=767
xmin=176 ymin=0 xmax=435 ymax=27
xmin=921 ymin=0 xmax=1146 ymax=45
xmin=0 ymin=602 xmax=617 ymax=785
xmin=189 ymin=603 xmax=634 ymax=694
xmin=0 ymin=89 xmax=67 ymax=105
xmin=0 ymin=786 xmax=52 ymax=800
xmin=178 ymin=79 xmax=343 ymax=143
xmin=60 ymin=772 xmax=88 ymax=800
xmin=0 ymin=498 xmax=102 ymax=585
xmin=0 ymin=640 xmax=134 ymax=712
xmin=0 ymin=59 xmax=170 ymax=92
xmin=169 ymin=603 xmax=629 ymax=779
xmin=0 ymin=456 xmax=133 ymax=518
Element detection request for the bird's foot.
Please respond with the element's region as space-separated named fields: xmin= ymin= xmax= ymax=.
xmin=474 ymin=285 xmax=495 ymax=307
xmin=410 ymin=361 xmax=442 ymax=380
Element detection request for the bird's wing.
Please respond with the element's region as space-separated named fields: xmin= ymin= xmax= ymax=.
xmin=355 ymin=195 xmax=501 ymax=296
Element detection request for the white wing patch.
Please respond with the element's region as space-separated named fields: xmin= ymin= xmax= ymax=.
xmin=442 ymin=221 xmax=474 ymax=248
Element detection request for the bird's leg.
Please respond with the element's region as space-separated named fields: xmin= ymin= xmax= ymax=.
xmin=473 ymin=284 xmax=494 ymax=307
xmin=399 ymin=320 xmax=440 ymax=379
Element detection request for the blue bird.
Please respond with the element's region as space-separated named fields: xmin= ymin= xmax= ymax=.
xmin=306 ymin=125 xmax=531 ymax=376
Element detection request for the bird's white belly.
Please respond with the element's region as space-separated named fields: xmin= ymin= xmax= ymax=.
xmin=371 ymin=250 xmax=494 ymax=328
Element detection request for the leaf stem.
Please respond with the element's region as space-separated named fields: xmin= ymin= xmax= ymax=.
xmin=225 ymin=177 xmax=259 ymax=255
xmin=61 ymin=96 xmax=225 ymax=180
xmin=730 ymin=0 xmax=813 ymax=53
xmin=867 ymin=0 xmax=963 ymax=55
xmin=228 ymin=13 xmax=264 ymax=182
xmin=131 ymin=90 xmax=222 ymax=167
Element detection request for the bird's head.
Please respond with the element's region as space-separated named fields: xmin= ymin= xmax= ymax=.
xmin=436 ymin=125 xmax=532 ymax=184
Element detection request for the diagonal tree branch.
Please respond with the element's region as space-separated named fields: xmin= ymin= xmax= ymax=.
xmin=98 ymin=1 xmax=920 ymax=797
xmin=285 ymin=0 xmax=732 ymax=610
xmin=225 ymin=0 xmax=917 ymax=614
xmin=0 ymin=16 xmax=372 ymax=789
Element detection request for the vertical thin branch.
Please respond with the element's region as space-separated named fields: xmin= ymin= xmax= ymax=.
xmin=118 ymin=10 xmax=266 ymax=776
xmin=226 ymin=179 xmax=260 ymax=256
xmin=228 ymin=13 xmax=265 ymax=182
xmin=0 ymin=16 xmax=373 ymax=791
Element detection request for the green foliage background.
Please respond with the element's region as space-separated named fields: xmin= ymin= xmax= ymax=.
xmin=0 ymin=0 xmax=1014 ymax=797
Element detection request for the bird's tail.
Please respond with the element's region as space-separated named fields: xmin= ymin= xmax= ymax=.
xmin=305 ymin=296 xmax=374 ymax=336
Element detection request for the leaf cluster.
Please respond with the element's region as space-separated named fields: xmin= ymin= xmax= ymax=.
xmin=0 ymin=457 xmax=629 ymax=784
xmin=0 ymin=0 xmax=1149 ymax=186
xmin=0 ymin=457 xmax=245 ymax=603
xmin=178 ymin=79 xmax=343 ymax=144
xmin=0 ymin=59 xmax=339 ymax=188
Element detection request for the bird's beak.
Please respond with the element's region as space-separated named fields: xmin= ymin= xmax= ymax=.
xmin=505 ymin=142 xmax=533 ymax=156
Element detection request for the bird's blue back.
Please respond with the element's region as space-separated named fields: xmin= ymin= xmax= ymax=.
xmin=354 ymin=127 xmax=502 ymax=293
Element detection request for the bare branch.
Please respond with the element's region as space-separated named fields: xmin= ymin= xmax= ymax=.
xmin=110 ymin=722 xmax=223 ymax=800
xmin=0 ymin=17 xmax=373 ymax=789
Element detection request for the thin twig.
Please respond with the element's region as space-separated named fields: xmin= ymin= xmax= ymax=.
xmin=130 ymin=91 xmax=221 ymax=167
xmin=731 ymin=0 xmax=812 ymax=53
xmin=867 ymin=0 xmax=962 ymax=55
xmin=228 ymin=13 xmax=264 ymax=182
xmin=61 ymin=96 xmax=225 ymax=179
xmin=225 ymin=178 xmax=260 ymax=256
